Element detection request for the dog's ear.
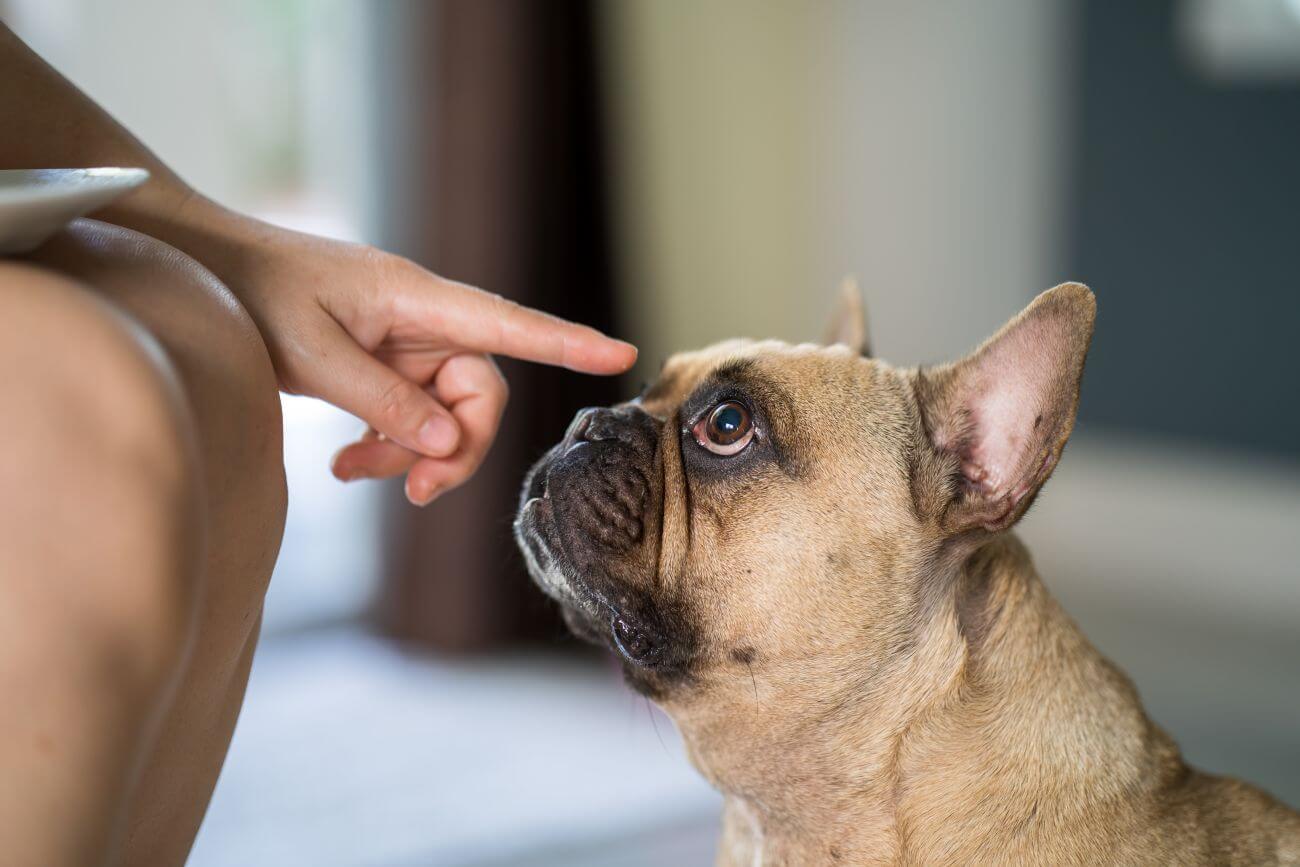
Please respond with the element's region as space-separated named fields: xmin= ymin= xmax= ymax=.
xmin=914 ymin=283 xmax=1096 ymax=534
xmin=824 ymin=277 xmax=871 ymax=357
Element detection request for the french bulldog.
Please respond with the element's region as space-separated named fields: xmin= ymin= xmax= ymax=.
xmin=514 ymin=283 xmax=1300 ymax=865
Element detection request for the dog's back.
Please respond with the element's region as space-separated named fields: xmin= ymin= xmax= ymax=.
xmin=1172 ymin=773 xmax=1300 ymax=864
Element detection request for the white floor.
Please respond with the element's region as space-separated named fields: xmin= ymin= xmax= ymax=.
xmin=188 ymin=629 xmax=721 ymax=867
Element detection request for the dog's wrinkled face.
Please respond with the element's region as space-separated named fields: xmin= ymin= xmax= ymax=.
xmin=516 ymin=338 xmax=923 ymax=699
xmin=515 ymin=284 xmax=1094 ymax=717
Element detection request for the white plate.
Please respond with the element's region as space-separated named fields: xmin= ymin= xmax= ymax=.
xmin=0 ymin=167 xmax=149 ymax=255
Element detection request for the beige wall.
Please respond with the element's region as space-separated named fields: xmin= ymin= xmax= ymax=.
xmin=597 ymin=1 xmax=1300 ymax=641
xmin=600 ymin=0 xmax=823 ymax=375
xmin=600 ymin=0 xmax=1071 ymax=373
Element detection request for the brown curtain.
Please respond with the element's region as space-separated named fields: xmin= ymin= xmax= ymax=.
xmin=375 ymin=1 xmax=625 ymax=651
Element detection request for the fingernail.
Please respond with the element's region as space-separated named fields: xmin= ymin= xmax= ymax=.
xmin=609 ymin=339 xmax=638 ymax=370
xmin=330 ymin=448 xmax=354 ymax=481
xmin=417 ymin=415 xmax=457 ymax=456
xmin=407 ymin=484 xmax=439 ymax=507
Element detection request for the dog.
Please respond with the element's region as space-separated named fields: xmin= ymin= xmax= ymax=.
xmin=514 ymin=283 xmax=1300 ymax=865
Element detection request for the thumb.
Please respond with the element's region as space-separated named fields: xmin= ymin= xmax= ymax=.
xmin=306 ymin=333 xmax=461 ymax=458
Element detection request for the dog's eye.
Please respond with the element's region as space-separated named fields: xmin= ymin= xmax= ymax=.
xmin=693 ymin=401 xmax=754 ymax=455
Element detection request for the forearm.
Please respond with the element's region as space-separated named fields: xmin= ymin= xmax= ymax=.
xmin=0 ymin=23 xmax=195 ymax=221
xmin=0 ymin=22 xmax=255 ymax=269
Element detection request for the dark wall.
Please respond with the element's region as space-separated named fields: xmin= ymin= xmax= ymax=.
xmin=375 ymin=0 xmax=625 ymax=650
xmin=1068 ymin=0 xmax=1300 ymax=458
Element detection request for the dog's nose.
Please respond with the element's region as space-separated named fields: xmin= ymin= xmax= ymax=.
xmin=568 ymin=406 xmax=632 ymax=445
xmin=566 ymin=406 xmax=655 ymax=448
xmin=561 ymin=408 xmax=660 ymax=454
xmin=565 ymin=407 xmax=599 ymax=444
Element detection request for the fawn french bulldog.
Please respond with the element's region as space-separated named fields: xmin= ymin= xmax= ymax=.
xmin=514 ymin=283 xmax=1300 ymax=865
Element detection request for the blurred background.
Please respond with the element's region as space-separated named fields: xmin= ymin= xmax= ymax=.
xmin=4 ymin=0 xmax=1298 ymax=863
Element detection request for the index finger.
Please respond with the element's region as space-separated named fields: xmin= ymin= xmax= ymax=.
xmin=428 ymin=279 xmax=638 ymax=374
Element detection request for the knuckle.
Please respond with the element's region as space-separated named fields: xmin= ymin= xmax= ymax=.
xmin=374 ymin=378 xmax=420 ymax=430
xmin=485 ymin=290 xmax=524 ymax=322
xmin=382 ymin=251 xmax=420 ymax=283
xmin=372 ymin=251 xmax=421 ymax=307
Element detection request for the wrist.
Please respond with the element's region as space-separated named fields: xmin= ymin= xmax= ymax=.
xmin=104 ymin=183 xmax=266 ymax=289
xmin=96 ymin=163 xmax=195 ymax=235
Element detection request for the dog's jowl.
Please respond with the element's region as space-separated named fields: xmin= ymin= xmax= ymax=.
xmin=514 ymin=283 xmax=1300 ymax=866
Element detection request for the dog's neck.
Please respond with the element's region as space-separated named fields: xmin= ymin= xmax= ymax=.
xmin=670 ymin=535 xmax=1183 ymax=865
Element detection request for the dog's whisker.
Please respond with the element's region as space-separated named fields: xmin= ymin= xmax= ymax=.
xmin=644 ymin=696 xmax=668 ymax=755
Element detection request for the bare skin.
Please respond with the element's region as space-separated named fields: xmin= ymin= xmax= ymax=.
xmin=0 ymin=22 xmax=637 ymax=867
xmin=19 ymin=221 xmax=289 ymax=865
xmin=0 ymin=260 xmax=201 ymax=865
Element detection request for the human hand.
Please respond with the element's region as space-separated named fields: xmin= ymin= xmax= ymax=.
xmin=171 ymin=197 xmax=636 ymax=505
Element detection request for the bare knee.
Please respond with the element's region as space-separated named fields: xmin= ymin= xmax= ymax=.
xmin=21 ymin=227 xmax=287 ymax=643
xmin=0 ymin=264 xmax=202 ymax=693
xmin=67 ymin=220 xmax=290 ymax=597
xmin=32 ymin=220 xmax=287 ymax=528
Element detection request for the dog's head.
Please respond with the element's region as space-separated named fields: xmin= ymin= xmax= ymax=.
xmin=514 ymin=284 xmax=1095 ymax=718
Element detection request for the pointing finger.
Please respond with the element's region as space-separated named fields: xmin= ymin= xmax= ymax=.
xmin=402 ymin=276 xmax=637 ymax=374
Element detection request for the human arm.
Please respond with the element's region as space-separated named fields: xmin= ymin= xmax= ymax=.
xmin=0 ymin=22 xmax=636 ymax=503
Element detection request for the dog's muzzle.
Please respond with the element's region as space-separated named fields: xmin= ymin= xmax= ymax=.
xmin=516 ymin=404 xmax=698 ymax=685
xmin=514 ymin=405 xmax=659 ymax=611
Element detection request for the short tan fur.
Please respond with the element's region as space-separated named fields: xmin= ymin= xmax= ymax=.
xmin=518 ymin=284 xmax=1300 ymax=865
